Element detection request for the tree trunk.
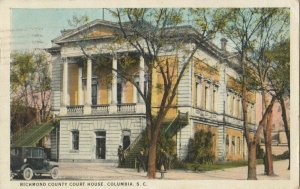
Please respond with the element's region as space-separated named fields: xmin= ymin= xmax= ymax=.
xmin=279 ymin=96 xmax=290 ymax=170
xmin=248 ymin=141 xmax=257 ymax=180
xmin=265 ymin=109 xmax=274 ymax=175
xmin=263 ymin=128 xmax=268 ymax=174
xmin=148 ymin=137 xmax=158 ymax=179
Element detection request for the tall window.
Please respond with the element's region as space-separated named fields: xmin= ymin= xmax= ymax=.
xmin=205 ymin=85 xmax=209 ymax=110
xmin=72 ymin=130 xmax=79 ymax=150
xmin=231 ymin=136 xmax=235 ymax=155
xmin=117 ymin=81 xmax=123 ymax=104
xmin=92 ymin=83 xmax=97 ymax=105
xmin=231 ymin=96 xmax=234 ymax=116
xmin=196 ymin=77 xmax=202 ymax=108
xmin=212 ymin=86 xmax=218 ymax=112
xmin=237 ymin=137 xmax=241 ymax=154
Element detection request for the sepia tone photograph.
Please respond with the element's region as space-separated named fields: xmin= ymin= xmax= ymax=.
xmin=0 ymin=1 xmax=299 ymax=189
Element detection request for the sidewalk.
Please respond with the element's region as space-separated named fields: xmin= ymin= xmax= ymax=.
xmin=57 ymin=160 xmax=289 ymax=180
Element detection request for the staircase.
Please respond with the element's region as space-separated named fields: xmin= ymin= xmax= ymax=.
xmin=122 ymin=131 xmax=146 ymax=168
xmin=12 ymin=120 xmax=57 ymax=147
xmin=164 ymin=111 xmax=189 ymax=138
xmin=122 ymin=111 xmax=189 ymax=168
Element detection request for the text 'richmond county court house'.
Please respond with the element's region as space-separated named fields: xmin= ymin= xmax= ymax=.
xmin=47 ymin=19 xmax=257 ymax=163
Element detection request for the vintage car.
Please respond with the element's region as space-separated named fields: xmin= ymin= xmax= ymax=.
xmin=10 ymin=147 xmax=59 ymax=180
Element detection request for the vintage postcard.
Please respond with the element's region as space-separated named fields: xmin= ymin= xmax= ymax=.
xmin=0 ymin=0 xmax=299 ymax=189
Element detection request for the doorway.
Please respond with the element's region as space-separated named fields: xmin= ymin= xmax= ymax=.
xmin=122 ymin=130 xmax=131 ymax=150
xmin=95 ymin=131 xmax=106 ymax=159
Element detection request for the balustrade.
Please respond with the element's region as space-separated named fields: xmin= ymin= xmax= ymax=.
xmin=66 ymin=105 xmax=84 ymax=115
xmin=91 ymin=104 xmax=109 ymax=114
xmin=117 ymin=103 xmax=136 ymax=113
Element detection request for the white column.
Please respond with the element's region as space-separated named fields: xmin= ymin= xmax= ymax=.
xmin=78 ymin=66 xmax=83 ymax=105
xmin=86 ymin=58 xmax=92 ymax=105
xmin=61 ymin=58 xmax=69 ymax=115
xmin=84 ymin=58 xmax=92 ymax=114
xmin=63 ymin=58 xmax=69 ymax=106
xmin=109 ymin=55 xmax=118 ymax=114
xmin=112 ymin=56 xmax=118 ymax=104
xmin=139 ymin=56 xmax=145 ymax=99
xmin=136 ymin=56 xmax=146 ymax=113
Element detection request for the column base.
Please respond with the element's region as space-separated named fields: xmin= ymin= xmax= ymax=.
xmin=109 ymin=104 xmax=118 ymax=114
xmin=84 ymin=105 xmax=91 ymax=115
xmin=136 ymin=103 xmax=146 ymax=113
xmin=60 ymin=107 xmax=68 ymax=116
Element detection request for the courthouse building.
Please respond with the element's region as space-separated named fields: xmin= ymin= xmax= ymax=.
xmin=47 ymin=19 xmax=256 ymax=162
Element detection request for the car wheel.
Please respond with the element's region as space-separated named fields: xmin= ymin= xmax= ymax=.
xmin=50 ymin=167 xmax=59 ymax=179
xmin=23 ymin=167 xmax=33 ymax=180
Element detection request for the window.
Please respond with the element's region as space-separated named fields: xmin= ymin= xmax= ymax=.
xmin=226 ymin=135 xmax=229 ymax=155
xmin=92 ymin=83 xmax=97 ymax=105
xmin=72 ymin=130 xmax=79 ymax=150
xmin=205 ymin=86 xmax=209 ymax=110
xmin=232 ymin=136 xmax=235 ymax=155
xmin=212 ymin=87 xmax=218 ymax=112
xmin=231 ymin=96 xmax=234 ymax=116
xmin=237 ymin=137 xmax=241 ymax=154
xmin=117 ymin=82 xmax=122 ymax=104
xmin=196 ymin=78 xmax=202 ymax=108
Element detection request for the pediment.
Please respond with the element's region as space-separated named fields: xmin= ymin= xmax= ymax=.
xmin=53 ymin=20 xmax=120 ymax=44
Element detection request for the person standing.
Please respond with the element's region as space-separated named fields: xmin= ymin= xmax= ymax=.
xmin=118 ymin=145 xmax=123 ymax=167
xmin=137 ymin=149 xmax=146 ymax=172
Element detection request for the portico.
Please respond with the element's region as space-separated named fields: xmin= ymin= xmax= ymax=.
xmin=60 ymin=53 xmax=146 ymax=116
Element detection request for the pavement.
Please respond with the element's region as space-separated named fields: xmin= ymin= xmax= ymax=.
xmin=56 ymin=160 xmax=290 ymax=180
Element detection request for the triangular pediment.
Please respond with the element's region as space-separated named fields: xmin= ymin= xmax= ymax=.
xmin=52 ymin=19 xmax=120 ymax=44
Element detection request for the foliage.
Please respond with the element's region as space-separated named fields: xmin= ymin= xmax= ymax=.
xmin=11 ymin=51 xmax=52 ymax=133
xmin=273 ymin=151 xmax=289 ymax=160
xmin=186 ymin=130 xmax=214 ymax=164
xmin=256 ymin=144 xmax=264 ymax=159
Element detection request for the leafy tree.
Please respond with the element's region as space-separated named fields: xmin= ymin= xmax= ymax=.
xmin=221 ymin=8 xmax=287 ymax=179
xmin=70 ymin=8 xmax=228 ymax=178
xmin=267 ymin=39 xmax=290 ymax=169
xmin=11 ymin=51 xmax=52 ymax=134
xmin=246 ymin=8 xmax=289 ymax=175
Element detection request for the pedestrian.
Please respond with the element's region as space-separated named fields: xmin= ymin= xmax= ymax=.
xmin=118 ymin=145 xmax=123 ymax=167
xmin=137 ymin=149 xmax=146 ymax=172
xmin=159 ymin=149 xmax=168 ymax=171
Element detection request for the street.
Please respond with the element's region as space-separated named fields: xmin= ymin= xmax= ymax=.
xmin=13 ymin=160 xmax=289 ymax=180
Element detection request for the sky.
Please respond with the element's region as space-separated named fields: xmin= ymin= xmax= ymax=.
xmin=11 ymin=8 xmax=116 ymax=51
xmin=11 ymin=8 xmax=228 ymax=52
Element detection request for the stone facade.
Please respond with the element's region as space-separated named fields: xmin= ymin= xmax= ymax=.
xmin=48 ymin=19 xmax=256 ymax=162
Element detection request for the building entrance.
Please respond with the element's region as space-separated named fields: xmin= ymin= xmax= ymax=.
xmin=95 ymin=131 xmax=106 ymax=159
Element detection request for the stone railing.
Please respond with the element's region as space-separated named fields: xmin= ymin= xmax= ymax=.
xmin=91 ymin=104 xmax=109 ymax=114
xmin=224 ymin=115 xmax=243 ymax=127
xmin=117 ymin=103 xmax=136 ymax=113
xmin=192 ymin=107 xmax=220 ymax=121
xmin=66 ymin=105 xmax=84 ymax=115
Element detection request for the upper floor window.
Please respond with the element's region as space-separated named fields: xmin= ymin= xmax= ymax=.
xmin=72 ymin=130 xmax=79 ymax=150
xmin=117 ymin=79 xmax=123 ymax=104
xmin=195 ymin=76 xmax=202 ymax=108
xmin=92 ymin=83 xmax=97 ymax=105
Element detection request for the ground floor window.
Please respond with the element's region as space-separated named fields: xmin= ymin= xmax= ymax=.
xmin=72 ymin=130 xmax=79 ymax=150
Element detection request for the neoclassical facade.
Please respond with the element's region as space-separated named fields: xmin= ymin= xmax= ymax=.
xmin=48 ymin=19 xmax=256 ymax=162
